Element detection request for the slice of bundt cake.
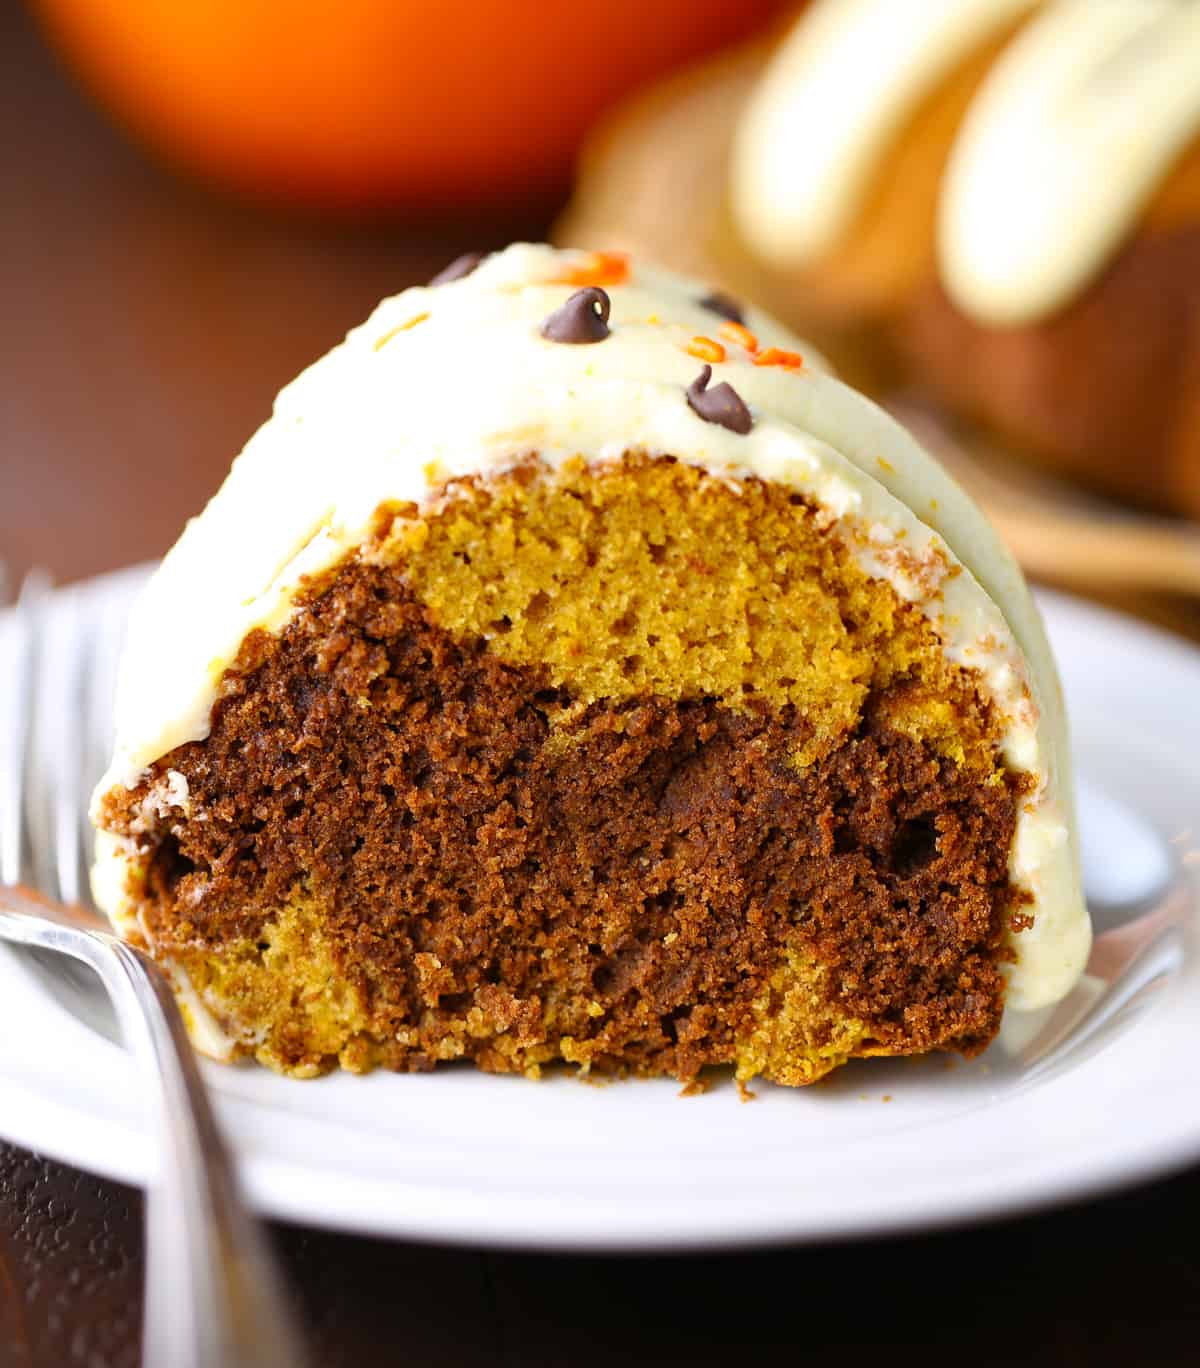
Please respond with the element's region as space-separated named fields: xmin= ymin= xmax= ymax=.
xmin=91 ymin=244 xmax=1089 ymax=1088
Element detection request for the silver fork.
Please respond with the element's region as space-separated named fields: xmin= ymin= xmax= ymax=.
xmin=0 ymin=569 xmax=310 ymax=1368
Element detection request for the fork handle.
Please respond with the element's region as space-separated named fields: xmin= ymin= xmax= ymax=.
xmin=0 ymin=888 xmax=310 ymax=1365
xmin=102 ymin=939 xmax=310 ymax=1368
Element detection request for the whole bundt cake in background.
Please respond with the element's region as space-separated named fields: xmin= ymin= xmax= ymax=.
xmin=732 ymin=0 xmax=1200 ymax=517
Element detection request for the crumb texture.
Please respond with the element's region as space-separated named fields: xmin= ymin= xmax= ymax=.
xmin=393 ymin=455 xmax=995 ymax=771
xmin=98 ymin=457 xmax=1020 ymax=1085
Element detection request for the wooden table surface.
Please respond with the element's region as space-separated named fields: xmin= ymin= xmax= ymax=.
xmin=3 ymin=5 xmax=1200 ymax=1365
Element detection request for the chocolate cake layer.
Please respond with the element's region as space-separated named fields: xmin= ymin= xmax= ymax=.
xmin=100 ymin=560 xmax=1022 ymax=1085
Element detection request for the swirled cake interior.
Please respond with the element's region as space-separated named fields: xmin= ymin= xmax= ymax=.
xmin=97 ymin=455 xmax=1024 ymax=1086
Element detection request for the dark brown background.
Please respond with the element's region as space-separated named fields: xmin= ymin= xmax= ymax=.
xmin=3 ymin=4 xmax=1199 ymax=1364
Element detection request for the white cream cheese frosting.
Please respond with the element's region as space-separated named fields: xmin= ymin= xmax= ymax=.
xmin=731 ymin=0 xmax=1036 ymax=265
xmin=940 ymin=0 xmax=1200 ymax=324
xmin=733 ymin=0 xmax=1200 ymax=324
xmin=91 ymin=243 xmax=1090 ymax=1010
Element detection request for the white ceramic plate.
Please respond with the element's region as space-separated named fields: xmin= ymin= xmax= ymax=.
xmin=1 ymin=569 xmax=1198 ymax=1251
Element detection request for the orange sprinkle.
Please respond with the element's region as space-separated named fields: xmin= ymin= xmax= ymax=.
xmin=685 ymin=335 xmax=726 ymax=364
xmin=752 ymin=346 xmax=803 ymax=371
xmin=554 ymin=250 xmax=630 ymax=287
xmin=372 ymin=311 xmax=430 ymax=350
xmin=718 ymin=321 xmax=759 ymax=354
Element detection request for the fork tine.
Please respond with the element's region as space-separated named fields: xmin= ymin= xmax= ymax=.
xmin=55 ymin=591 xmax=92 ymax=906
xmin=0 ymin=583 xmax=19 ymax=882
xmin=1 ymin=569 xmax=51 ymax=888
xmin=31 ymin=582 xmax=92 ymax=906
xmin=80 ymin=586 xmax=125 ymax=908
xmin=23 ymin=572 xmax=62 ymax=900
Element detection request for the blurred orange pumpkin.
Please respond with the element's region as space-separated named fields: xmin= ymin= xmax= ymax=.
xmin=31 ymin=0 xmax=782 ymax=214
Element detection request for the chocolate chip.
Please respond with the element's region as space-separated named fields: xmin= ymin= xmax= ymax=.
xmin=699 ymin=291 xmax=745 ymax=325
xmin=686 ymin=365 xmax=753 ymax=435
xmin=429 ymin=252 xmax=484 ymax=286
xmin=540 ymin=287 xmax=612 ymax=344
